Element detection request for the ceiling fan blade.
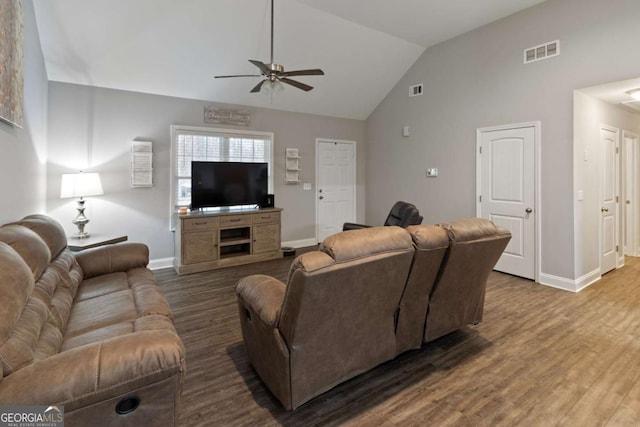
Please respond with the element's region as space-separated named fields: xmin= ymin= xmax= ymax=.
xmin=249 ymin=60 xmax=270 ymax=75
xmin=250 ymin=80 xmax=267 ymax=93
xmin=280 ymin=69 xmax=325 ymax=77
xmin=215 ymin=74 xmax=262 ymax=78
xmin=280 ymin=78 xmax=313 ymax=92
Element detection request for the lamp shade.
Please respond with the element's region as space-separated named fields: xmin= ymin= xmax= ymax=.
xmin=60 ymin=172 xmax=104 ymax=199
xmin=628 ymin=89 xmax=640 ymax=101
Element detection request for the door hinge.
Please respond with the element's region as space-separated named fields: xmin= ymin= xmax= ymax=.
xmin=479 ymin=146 xmax=483 ymax=154
xmin=479 ymin=195 xmax=482 ymax=202
xmin=617 ymin=245 xmax=619 ymax=252
xmin=616 ymin=146 xmax=619 ymax=154
xmin=616 ymin=196 xmax=619 ymax=203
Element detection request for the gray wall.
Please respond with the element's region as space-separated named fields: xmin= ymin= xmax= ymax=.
xmin=46 ymin=83 xmax=365 ymax=261
xmin=573 ymin=91 xmax=640 ymax=281
xmin=0 ymin=0 xmax=47 ymax=222
xmin=365 ymin=0 xmax=640 ymax=283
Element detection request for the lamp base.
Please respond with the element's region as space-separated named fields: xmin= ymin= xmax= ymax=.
xmin=71 ymin=198 xmax=91 ymax=239
xmin=70 ymin=231 xmax=91 ymax=239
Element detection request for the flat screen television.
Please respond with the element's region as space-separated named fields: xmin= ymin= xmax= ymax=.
xmin=191 ymin=161 xmax=268 ymax=210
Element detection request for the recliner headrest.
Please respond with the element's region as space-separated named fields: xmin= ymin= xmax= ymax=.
xmin=320 ymin=226 xmax=413 ymax=263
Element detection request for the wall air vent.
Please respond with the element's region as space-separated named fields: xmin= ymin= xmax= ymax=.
xmin=409 ymin=84 xmax=423 ymax=97
xmin=524 ymin=40 xmax=560 ymax=64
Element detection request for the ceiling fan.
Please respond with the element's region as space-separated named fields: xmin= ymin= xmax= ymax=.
xmin=214 ymin=0 xmax=324 ymax=93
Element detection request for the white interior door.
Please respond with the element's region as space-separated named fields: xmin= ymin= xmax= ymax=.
xmin=478 ymin=124 xmax=536 ymax=280
xmin=316 ymin=140 xmax=356 ymax=242
xmin=600 ymin=126 xmax=619 ymax=274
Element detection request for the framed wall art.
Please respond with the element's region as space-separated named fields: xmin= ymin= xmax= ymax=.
xmin=0 ymin=0 xmax=23 ymax=128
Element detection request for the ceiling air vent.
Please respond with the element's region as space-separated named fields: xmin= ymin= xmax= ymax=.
xmin=524 ymin=40 xmax=560 ymax=64
xmin=409 ymin=84 xmax=423 ymax=97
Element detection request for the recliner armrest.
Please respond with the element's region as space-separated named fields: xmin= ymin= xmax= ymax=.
xmin=75 ymin=243 xmax=149 ymax=279
xmin=342 ymin=222 xmax=372 ymax=231
xmin=235 ymin=275 xmax=286 ymax=327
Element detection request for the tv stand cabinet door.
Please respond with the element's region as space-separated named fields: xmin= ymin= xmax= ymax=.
xmin=253 ymin=223 xmax=281 ymax=254
xmin=183 ymin=230 xmax=219 ymax=264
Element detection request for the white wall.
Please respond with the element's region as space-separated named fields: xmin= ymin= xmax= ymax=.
xmin=365 ymin=0 xmax=640 ymax=284
xmin=0 ymin=0 xmax=48 ymax=222
xmin=573 ymin=91 xmax=640 ymax=287
xmin=46 ymin=83 xmax=366 ymax=261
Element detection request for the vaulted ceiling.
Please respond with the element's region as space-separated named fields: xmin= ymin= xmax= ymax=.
xmin=33 ymin=0 xmax=547 ymax=120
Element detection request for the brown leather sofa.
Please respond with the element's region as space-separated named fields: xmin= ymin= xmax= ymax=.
xmin=0 ymin=215 xmax=185 ymax=426
xmin=235 ymin=218 xmax=510 ymax=410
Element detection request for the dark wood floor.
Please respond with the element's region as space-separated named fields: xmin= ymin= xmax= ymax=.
xmin=155 ymin=252 xmax=640 ymax=426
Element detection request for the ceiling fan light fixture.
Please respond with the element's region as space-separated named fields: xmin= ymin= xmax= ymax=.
xmin=272 ymin=80 xmax=284 ymax=93
xmin=627 ymin=88 xmax=640 ymax=101
xmin=260 ymin=79 xmax=285 ymax=95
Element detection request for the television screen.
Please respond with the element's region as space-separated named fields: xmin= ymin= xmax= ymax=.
xmin=191 ymin=161 xmax=268 ymax=209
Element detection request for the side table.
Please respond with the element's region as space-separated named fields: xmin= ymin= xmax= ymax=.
xmin=67 ymin=234 xmax=128 ymax=252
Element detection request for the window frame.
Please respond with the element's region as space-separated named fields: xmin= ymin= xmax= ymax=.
xmin=169 ymin=124 xmax=275 ymax=217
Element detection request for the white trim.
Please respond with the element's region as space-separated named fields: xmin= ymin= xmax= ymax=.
xmin=169 ymin=124 xmax=275 ymax=230
xmin=476 ymin=121 xmax=541 ymax=283
xmin=149 ymin=257 xmax=175 ymax=271
xmin=538 ymin=268 xmax=600 ymax=293
xmin=315 ymin=138 xmax=357 ymax=244
xmin=282 ymin=238 xmax=317 ymax=249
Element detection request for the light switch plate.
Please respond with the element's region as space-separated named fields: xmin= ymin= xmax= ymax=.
xmin=303 ymin=183 xmax=312 ymax=190
xmin=426 ymin=168 xmax=438 ymax=177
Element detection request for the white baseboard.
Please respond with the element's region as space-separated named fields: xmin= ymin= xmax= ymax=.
xmin=538 ymin=268 xmax=600 ymax=292
xmin=282 ymin=238 xmax=317 ymax=249
xmin=149 ymin=257 xmax=174 ymax=271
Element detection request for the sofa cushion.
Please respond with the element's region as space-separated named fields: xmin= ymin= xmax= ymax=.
xmin=63 ymin=269 xmax=173 ymax=347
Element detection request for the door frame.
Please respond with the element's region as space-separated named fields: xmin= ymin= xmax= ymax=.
xmin=476 ymin=121 xmax=541 ymax=283
xmin=315 ymin=138 xmax=357 ymax=243
xmin=623 ymin=130 xmax=639 ymax=257
xmin=599 ymin=124 xmax=622 ymax=272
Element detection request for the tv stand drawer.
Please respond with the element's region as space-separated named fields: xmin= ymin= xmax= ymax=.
xmin=253 ymin=212 xmax=280 ymax=224
xmin=183 ymin=217 xmax=219 ymax=231
xmin=220 ymin=215 xmax=252 ymax=228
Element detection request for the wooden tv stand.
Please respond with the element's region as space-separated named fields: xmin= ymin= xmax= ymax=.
xmin=174 ymin=207 xmax=283 ymax=275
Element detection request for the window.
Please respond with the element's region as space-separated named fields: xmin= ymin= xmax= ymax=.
xmin=170 ymin=125 xmax=274 ymax=210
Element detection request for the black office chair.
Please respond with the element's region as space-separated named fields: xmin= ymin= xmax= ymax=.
xmin=343 ymin=201 xmax=423 ymax=231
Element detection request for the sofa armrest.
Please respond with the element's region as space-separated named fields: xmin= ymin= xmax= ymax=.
xmin=235 ymin=274 xmax=286 ymax=327
xmin=75 ymin=243 xmax=149 ymax=279
xmin=0 ymin=330 xmax=185 ymax=410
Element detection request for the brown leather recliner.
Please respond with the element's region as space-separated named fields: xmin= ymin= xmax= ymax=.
xmin=236 ymin=218 xmax=510 ymax=410
xmin=409 ymin=218 xmax=512 ymax=342
xmin=0 ymin=215 xmax=185 ymax=426
xmin=343 ymin=201 xmax=423 ymax=231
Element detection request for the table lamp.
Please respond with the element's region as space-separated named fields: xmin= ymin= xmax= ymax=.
xmin=60 ymin=172 xmax=104 ymax=238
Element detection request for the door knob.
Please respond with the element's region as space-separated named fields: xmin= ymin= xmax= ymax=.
xmin=525 ymin=208 xmax=533 ymax=213
xmin=601 ymin=208 xmax=609 ymax=212
xmin=319 ymin=196 xmax=324 ymax=200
